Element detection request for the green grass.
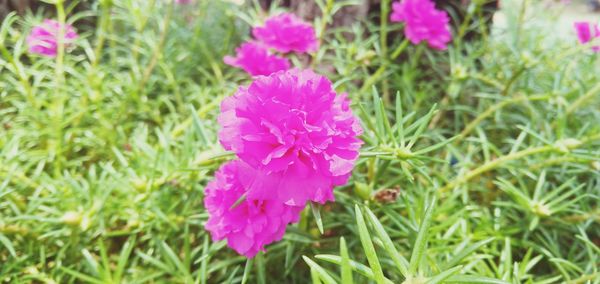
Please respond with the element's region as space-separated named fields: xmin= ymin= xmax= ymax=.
xmin=1 ymin=0 xmax=599 ymax=283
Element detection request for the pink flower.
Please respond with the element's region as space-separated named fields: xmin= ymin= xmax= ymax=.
xmin=224 ymin=42 xmax=291 ymax=76
xmin=204 ymin=160 xmax=303 ymax=258
xmin=27 ymin=19 xmax=78 ymax=57
xmin=174 ymin=0 xmax=193 ymax=4
xmin=218 ymin=69 xmax=363 ymax=206
xmin=390 ymin=0 xmax=452 ymax=50
xmin=574 ymin=22 xmax=600 ymax=52
xmin=252 ymin=13 xmax=318 ymax=54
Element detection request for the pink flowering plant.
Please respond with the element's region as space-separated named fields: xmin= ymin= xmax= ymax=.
xmin=204 ymin=160 xmax=303 ymax=257
xmin=27 ymin=19 xmax=79 ymax=57
xmin=223 ymin=42 xmax=290 ymax=76
xmin=573 ymin=22 xmax=600 ymax=52
xmin=223 ymin=12 xmax=319 ymax=76
xmin=390 ymin=0 xmax=452 ymax=50
xmin=252 ymin=13 xmax=319 ymax=53
xmin=218 ymin=69 xmax=363 ymax=206
xmin=1 ymin=0 xmax=599 ymax=283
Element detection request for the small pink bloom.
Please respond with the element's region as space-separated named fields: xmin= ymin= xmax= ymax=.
xmin=27 ymin=19 xmax=78 ymax=57
xmin=390 ymin=0 xmax=452 ymax=50
xmin=574 ymin=22 xmax=600 ymax=52
xmin=218 ymin=69 xmax=363 ymax=206
xmin=174 ymin=0 xmax=193 ymax=4
xmin=252 ymin=13 xmax=318 ymax=54
xmin=224 ymin=42 xmax=291 ymax=76
xmin=204 ymin=160 xmax=303 ymax=258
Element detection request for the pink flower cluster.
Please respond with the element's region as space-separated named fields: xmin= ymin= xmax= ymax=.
xmin=224 ymin=42 xmax=290 ymax=76
xmin=574 ymin=22 xmax=600 ymax=52
xmin=252 ymin=13 xmax=319 ymax=53
xmin=204 ymin=160 xmax=303 ymax=257
xmin=27 ymin=19 xmax=79 ymax=57
xmin=205 ymin=69 xmax=362 ymax=257
xmin=390 ymin=0 xmax=452 ymax=50
xmin=224 ymin=13 xmax=318 ymax=76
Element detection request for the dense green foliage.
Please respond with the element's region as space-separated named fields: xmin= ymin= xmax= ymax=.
xmin=1 ymin=0 xmax=599 ymax=283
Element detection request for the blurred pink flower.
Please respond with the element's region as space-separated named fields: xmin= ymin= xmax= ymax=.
xmin=224 ymin=42 xmax=290 ymax=76
xmin=174 ymin=0 xmax=193 ymax=4
xmin=390 ymin=0 xmax=452 ymax=50
xmin=204 ymin=160 xmax=303 ymax=258
xmin=252 ymin=13 xmax=318 ymax=53
xmin=574 ymin=22 xmax=600 ymax=52
xmin=218 ymin=69 xmax=363 ymax=206
xmin=27 ymin=19 xmax=78 ymax=57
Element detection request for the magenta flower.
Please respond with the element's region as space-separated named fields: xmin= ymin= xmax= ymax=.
xmin=27 ymin=19 xmax=78 ymax=57
xmin=574 ymin=22 xmax=600 ymax=52
xmin=252 ymin=13 xmax=319 ymax=54
xmin=224 ymin=42 xmax=291 ymax=76
xmin=204 ymin=160 xmax=303 ymax=258
xmin=390 ymin=0 xmax=452 ymax=50
xmin=174 ymin=0 xmax=193 ymax=4
xmin=218 ymin=69 xmax=363 ymax=206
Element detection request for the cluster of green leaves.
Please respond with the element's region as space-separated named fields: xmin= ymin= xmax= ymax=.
xmin=1 ymin=0 xmax=599 ymax=283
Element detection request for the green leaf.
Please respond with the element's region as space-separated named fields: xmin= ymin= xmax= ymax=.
xmin=340 ymin=237 xmax=353 ymax=284
xmin=303 ymin=256 xmax=338 ymax=284
xmin=59 ymin=267 xmax=104 ymax=284
xmin=443 ymin=238 xmax=494 ymax=269
xmin=160 ymin=240 xmax=191 ymax=279
xmin=311 ymin=202 xmax=324 ymax=234
xmin=355 ymin=204 xmax=386 ymax=284
xmin=114 ymin=236 xmax=136 ymax=282
xmin=256 ymin=252 xmax=266 ymax=284
xmin=0 ymin=234 xmax=16 ymax=258
xmin=445 ymin=275 xmax=510 ymax=284
xmin=409 ymin=197 xmax=436 ymax=275
xmin=316 ymin=254 xmax=380 ymax=281
xmin=225 ymin=266 xmax=240 ymax=284
xmin=426 ymin=265 xmax=462 ymax=284
xmin=189 ymin=104 xmax=209 ymax=145
xmin=310 ymin=267 xmax=323 ymax=284
xmin=395 ymin=92 xmax=405 ymax=147
xmin=241 ymin=258 xmax=253 ymax=284
xmin=406 ymin=105 xmax=437 ymax=150
xmin=364 ymin=207 xmax=410 ymax=277
xmin=373 ymin=89 xmax=387 ymax=143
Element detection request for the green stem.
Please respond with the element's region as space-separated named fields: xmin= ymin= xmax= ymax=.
xmin=390 ymin=39 xmax=409 ymax=61
xmin=138 ymin=1 xmax=174 ymax=94
xmin=0 ymin=46 xmax=34 ymax=107
xmin=0 ymin=164 xmax=41 ymax=189
xmin=357 ymin=39 xmax=408 ymax=101
xmin=92 ymin=0 xmax=112 ymax=68
xmin=440 ymin=133 xmax=599 ymax=194
xmin=566 ymin=81 xmax=600 ymax=115
xmin=567 ymin=272 xmax=599 ymax=284
xmin=53 ymin=0 xmax=67 ymax=176
xmin=439 ymin=145 xmax=555 ymax=194
xmin=457 ymin=6 xmax=475 ymax=41
xmin=456 ymin=93 xmax=552 ymax=142
xmin=380 ymin=0 xmax=391 ymax=103
xmin=310 ymin=0 xmax=333 ymax=69
xmin=316 ymin=0 xmax=333 ymax=43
